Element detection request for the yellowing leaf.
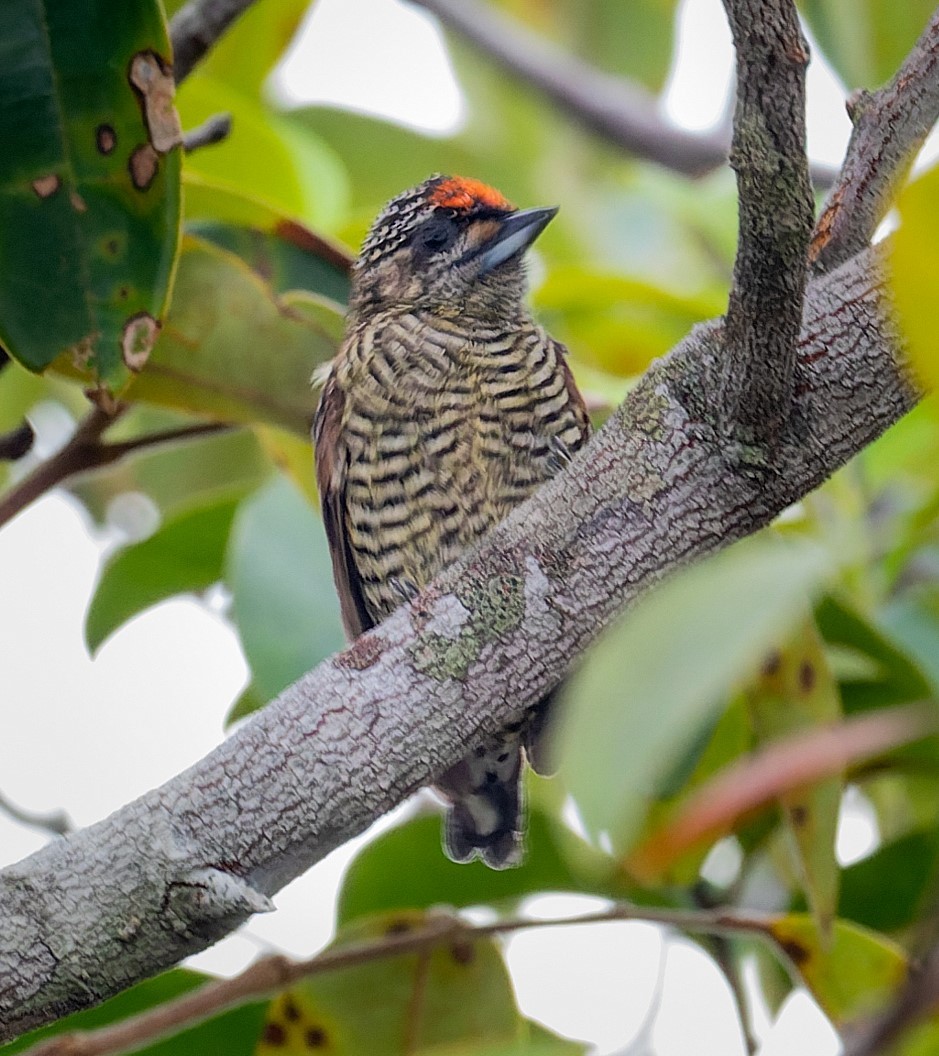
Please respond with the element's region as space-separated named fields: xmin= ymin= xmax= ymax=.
xmin=768 ymin=914 xmax=907 ymax=1023
xmin=255 ymin=911 xmax=524 ymax=1056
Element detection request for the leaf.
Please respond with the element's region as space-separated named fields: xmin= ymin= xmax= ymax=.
xmin=194 ymin=0 xmax=310 ymax=98
xmin=226 ymin=475 xmax=345 ymax=700
xmin=534 ymin=268 xmax=722 ymax=379
xmin=839 ymin=828 xmax=939 ymax=933
xmin=190 ymin=222 xmax=351 ymax=306
xmin=744 ymin=619 xmax=843 ymax=937
xmin=0 ymin=0 xmax=182 ymax=386
xmin=177 ymin=74 xmax=348 ymax=231
xmin=336 ymin=804 xmax=626 ymax=928
xmin=255 ymin=911 xmax=524 ymax=1055
xmin=798 ymin=0 xmax=935 ymax=89
xmin=892 ymin=166 xmax=939 ymax=393
xmin=630 ymin=705 xmax=936 ymax=881
xmin=816 ymin=595 xmax=933 ymax=713
xmin=103 ymin=234 xmax=341 ymax=437
xmin=490 ymin=0 xmax=680 ymax=92
xmin=556 ymin=534 xmax=829 ymax=854
xmin=182 ymin=173 xmax=352 ymax=303
xmin=0 ymin=968 xmax=265 ymax=1056
xmin=85 ymin=497 xmax=239 ymax=652
xmin=767 ymin=914 xmax=907 ymax=1023
xmin=225 ymin=680 xmax=267 ymax=728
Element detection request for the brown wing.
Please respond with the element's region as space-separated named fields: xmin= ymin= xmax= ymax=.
xmin=313 ymin=371 xmax=374 ymax=640
xmin=555 ymin=338 xmax=592 ymax=449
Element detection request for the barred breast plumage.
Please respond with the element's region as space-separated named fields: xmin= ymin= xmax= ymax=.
xmin=313 ymin=175 xmax=591 ymax=867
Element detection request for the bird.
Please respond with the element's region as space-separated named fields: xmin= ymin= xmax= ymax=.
xmin=313 ymin=175 xmax=591 ymax=868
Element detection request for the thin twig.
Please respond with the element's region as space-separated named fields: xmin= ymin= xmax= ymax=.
xmin=811 ymin=8 xmax=939 ymax=274
xmin=693 ymin=885 xmax=758 ymax=1055
xmin=169 ymin=0 xmax=261 ymax=84
xmin=22 ymin=904 xmax=778 ymax=1056
xmin=411 ymin=0 xmax=836 ymax=187
xmin=0 ymin=412 xmax=234 ymax=529
xmin=719 ymin=0 xmax=814 ymax=442
xmin=182 ymin=112 xmax=232 ymax=153
xmin=0 ymin=791 xmax=71 ymax=838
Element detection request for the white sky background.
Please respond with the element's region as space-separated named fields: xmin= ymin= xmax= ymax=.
xmin=0 ymin=0 xmax=921 ymax=1051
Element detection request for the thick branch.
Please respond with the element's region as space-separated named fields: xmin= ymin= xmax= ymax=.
xmin=169 ymin=0 xmax=260 ymax=84
xmin=811 ymin=8 xmax=939 ymax=275
xmin=0 ymin=244 xmax=915 ymax=1041
xmin=720 ymin=0 xmax=814 ymax=441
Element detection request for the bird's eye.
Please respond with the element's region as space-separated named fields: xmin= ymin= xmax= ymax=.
xmin=417 ymin=217 xmax=458 ymax=254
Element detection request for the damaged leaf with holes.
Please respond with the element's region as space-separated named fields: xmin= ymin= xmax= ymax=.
xmin=0 ymin=0 xmax=181 ymax=389
xmin=254 ymin=911 xmax=527 ymax=1055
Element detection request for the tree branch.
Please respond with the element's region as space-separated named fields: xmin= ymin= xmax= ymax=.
xmin=410 ymin=0 xmax=836 ymax=187
xmin=0 ymin=242 xmax=916 ymax=1041
xmin=719 ymin=0 xmax=814 ymax=442
xmin=21 ymin=904 xmax=778 ymax=1056
xmin=811 ymin=8 xmax=939 ymax=275
xmin=0 ymin=414 xmax=234 ymax=530
xmin=169 ymin=0 xmax=261 ymax=84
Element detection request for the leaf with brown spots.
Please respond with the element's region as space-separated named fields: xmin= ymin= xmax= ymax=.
xmin=0 ymin=0 xmax=181 ymax=388
xmin=745 ymin=618 xmax=844 ymax=940
xmin=254 ymin=911 xmax=525 ymax=1056
xmin=767 ymin=914 xmax=907 ymax=1024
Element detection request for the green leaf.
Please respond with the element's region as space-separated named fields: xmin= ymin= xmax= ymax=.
xmin=840 ymin=828 xmax=939 ymax=933
xmin=111 ymin=234 xmax=341 ymax=436
xmin=745 ymin=620 xmax=843 ymax=937
xmin=182 ymin=173 xmax=352 ymax=303
xmin=534 ymin=268 xmax=722 ymax=378
xmin=892 ymin=166 xmax=939 ymax=394
xmin=767 ymin=914 xmax=907 ymax=1023
xmin=177 ymin=74 xmax=348 ymax=231
xmin=798 ymin=0 xmax=935 ymax=89
xmin=557 ymin=534 xmax=829 ymax=853
xmin=0 ymin=0 xmax=182 ymax=386
xmin=227 ymin=475 xmax=345 ymax=700
xmin=816 ymin=595 xmax=933 ymax=713
xmin=85 ymin=497 xmax=239 ymax=652
xmin=336 ymin=803 xmax=626 ymax=928
xmin=255 ymin=911 xmax=524 ymax=1056
xmin=189 ymin=221 xmax=351 ymax=305
xmin=195 ymin=0 xmax=310 ymax=98
xmin=491 ymin=0 xmax=679 ymax=92
xmin=225 ymin=680 xmax=267 ymax=728
xmin=0 ymin=968 xmax=265 ymax=1056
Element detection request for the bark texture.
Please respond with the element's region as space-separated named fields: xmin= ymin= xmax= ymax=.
xmin=0 ymin=245 xmax=915 ymax=1040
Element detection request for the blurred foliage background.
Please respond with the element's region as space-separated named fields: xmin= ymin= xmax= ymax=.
xmin=3 ymin=0 xmax=939 ymax=1052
